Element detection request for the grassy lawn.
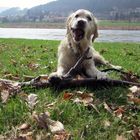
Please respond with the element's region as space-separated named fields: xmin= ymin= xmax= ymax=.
xmin=0 ymin=38 xmax=140 ymax=139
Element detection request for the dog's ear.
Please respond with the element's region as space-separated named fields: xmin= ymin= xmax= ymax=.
xmin=66 ymin=13 xmax=74 ymax=35
xmin=92 ymin=17 xmax=98 ymax=42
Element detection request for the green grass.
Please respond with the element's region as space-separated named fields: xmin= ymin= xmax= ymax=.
xmin=0 ymin=38 xmax=140 ymax=139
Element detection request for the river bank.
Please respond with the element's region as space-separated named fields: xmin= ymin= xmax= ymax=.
xmin=0 ymin=20 xmax=140 ymax=30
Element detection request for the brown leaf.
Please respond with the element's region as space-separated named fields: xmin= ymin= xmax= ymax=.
xmin=1 ymin=90 xmax=10 ymax=103
xmin=63 ymin=92 xmax=74 ymax=100
xmin=39 ymin=75 xmax=49 ymax=83
xmin=27 ymin=94 xmax=38 ymax=109
xmin=116 ymin=134 xmax=127 ymax=140
xmin=18 ymin=123 xmax=31 ymax=131
xmin=88 ymin=103 xmax=100 ymax=114
xmin=27 ymin=62 xmax=40 ymax=70
xmin=32 ymin=111 xmax=64 ymax=134
xmin=114 ymin=107 xmax=125 ymax=119
xmin=128 ymin=98 xmax=140 ymax=104
xmin=48 ymin=120 xmax=64 ymax=134
xmin=15 ymin=132 xmax=33 ymax=140
xmin=32 ymin=111 xmax=49 ymax=129
xmin=132 ymin=127 xmax=140 ymax=140
xmin=0 ymin=79 xmax=20 ymax=103
xmin=129 ymin=86 xmax=140 ymax=93
xmin=53 ymin=131 xmax=71 ymax=140
xmin=120 ymin=71 xmax=139 ymax=83
xmin=103 ymin=102 xmax=113 ymax=114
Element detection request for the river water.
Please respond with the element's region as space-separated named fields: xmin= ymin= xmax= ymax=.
xmin=0 ymin=28 xmax=140 ymax=42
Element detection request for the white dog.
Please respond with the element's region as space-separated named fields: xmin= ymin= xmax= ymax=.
xmin=50 ymin=9 xmax=121 ymax=79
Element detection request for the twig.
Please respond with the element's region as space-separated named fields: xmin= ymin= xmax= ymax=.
xmin=63 ymin=47 xmax=91 ymax=78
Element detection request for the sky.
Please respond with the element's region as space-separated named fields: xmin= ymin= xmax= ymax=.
xmin=0 ymin=0 xmax=56 ymax=8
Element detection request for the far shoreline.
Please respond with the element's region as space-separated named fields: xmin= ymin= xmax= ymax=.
xmin=0 ymin=21 xmax=140 ymax=30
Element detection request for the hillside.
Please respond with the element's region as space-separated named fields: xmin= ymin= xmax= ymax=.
xmin=0 ymin=0 xmax=140 ymax=22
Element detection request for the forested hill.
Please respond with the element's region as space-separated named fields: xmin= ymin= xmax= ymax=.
xmin=0 ymin=0 xmax=140 ymax=22
xmin=28 ymin=0 xmax=140 ymax=14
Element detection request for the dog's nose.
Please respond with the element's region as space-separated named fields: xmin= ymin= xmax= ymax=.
xmin=77 ymin=20 xmax=86 ymax=28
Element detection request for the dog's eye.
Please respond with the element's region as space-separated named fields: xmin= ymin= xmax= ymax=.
xmin=75 ymin=14 xmax=79 ymax=18
xmin=87 ymin=16 xmax=92 ymax=21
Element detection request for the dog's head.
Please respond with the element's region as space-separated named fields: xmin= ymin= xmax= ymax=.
xmin=66 ymin=9 xmax=98 ymax=43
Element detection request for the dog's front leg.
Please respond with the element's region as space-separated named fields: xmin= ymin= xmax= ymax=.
xmin=85 ymin=63 xmax=107 ymax=79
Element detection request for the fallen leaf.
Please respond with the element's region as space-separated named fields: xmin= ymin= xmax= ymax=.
xmin=32 ymin=111 xmax=49 ymax=129
xmin=15 ymin=132 xmax=33 ymax=140
xmin=63 ymin=92 xmax=74 ymax=100
xmin=114 ymin=107 xmax=125 ymax=119
xmin=129 ymin=86 xmax=139 ymax=93
xmin=32 ymin=112 xmax=65 ymax=134
xmin=128 ymin=97 xmax=140 ymax=104
xmin=27 ymin=62 xmax=40 ymax=70
xmin=48 ymin=120 xmax=64 ymax=134
xmin=132 ymin=127 xmax=140 ymax=140
xmin=27 ymin=94 xmax=38 ymax=110
xmin=116 ymin=134 xmax=127 ymax=140
xmin=1 ymin=90 xmax=10 ymax=103
xmin=0 ymin=79 xmax=21 ymax=103
xmin=39 ymin=75 xmax=49 ymax=83
xmin=120 ymin=71 xmax=139 ymax=83
xmin=53 ymin=131 xmax=70 ymax=140
xmin=18 ymin=123 xmax=31 ymax=131
xmin=103 ymin=102 xmax=113 ymax=114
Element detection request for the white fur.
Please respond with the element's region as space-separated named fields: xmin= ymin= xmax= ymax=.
xmin=50 ymin=9 xmax=121 ymax=79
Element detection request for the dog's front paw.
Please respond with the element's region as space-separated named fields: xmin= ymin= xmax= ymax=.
xmin=48 ymin=72 xmax=62 ymax=84
xmin=97 ymin=72 xmax=107 ymax=79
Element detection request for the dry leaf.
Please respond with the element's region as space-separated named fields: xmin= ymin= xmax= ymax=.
xmin=116 ymin=134 xmax=127 ymax=140
xmin=0 ymin=79 xmax=21 ymax=103
xmin=39 ymin=75 xmax=49 ymax=83
xmin=53 ymin=131 xmax=70 ymax=140
xmin=63 ymin=92 xmax=74 ymax=100
xmin=103 ymin=102 xmax=112 ymax=114
xmin=132 ymin=127 xmax=140 ymax=140
xmin=18 ymin=123 xmax=31 ymax=131
xmin=128 ymin=98 xmax=140 ymax=104
xmin=1 ymin=90 xmax=10 ymax=103
xmin=129 ymin=86 xmax=139 ymax=93
xmin=120 ymin=71 xmax=139 ymax=83
xmin=27 ymin=62 xmax=40 ymax=70
xmin=48 ymin=120 xmax=64 ymax=134
xmin=27 ymin=94 xmax=38 ymax=109
xmin=32 ymin=112 xmax=65 ymax=134
xmin=15 ymin=132 xmax=33 ymax=140
xmin=114 ymin=107 xmax=125 ymax=119
xmin=88 ymin=103 xmax=100 ymax=114
xmin=32 ymin=111 xmax=49 ymax=129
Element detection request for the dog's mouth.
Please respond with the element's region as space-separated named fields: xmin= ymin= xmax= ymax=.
xmin=71 ymin=28 xmax=85 ymax=42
